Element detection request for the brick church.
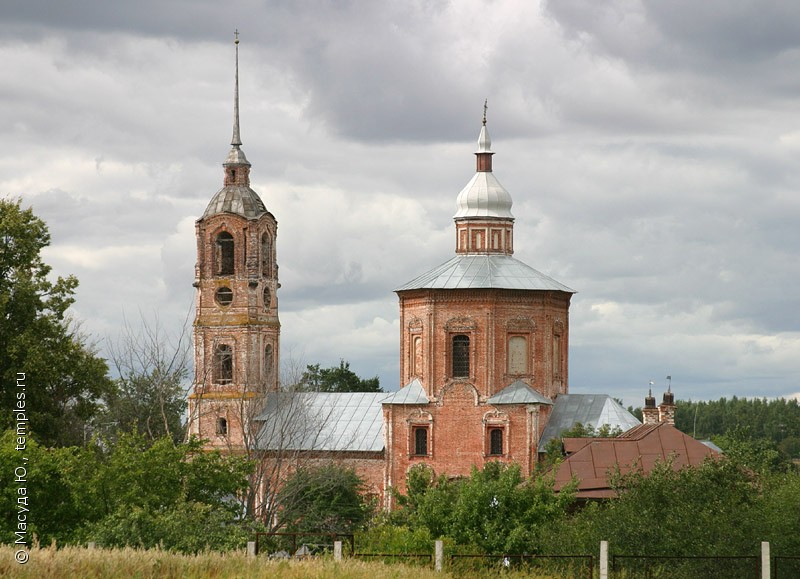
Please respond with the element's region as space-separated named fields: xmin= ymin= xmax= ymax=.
xmin=187 ymin=40 xmax=639 ymax=509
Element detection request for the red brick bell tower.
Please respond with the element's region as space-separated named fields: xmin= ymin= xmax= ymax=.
xmin=187 ymin=34 xmax=280 ymax=451
xmin=383 ymin=104 xmax=575 ymax=504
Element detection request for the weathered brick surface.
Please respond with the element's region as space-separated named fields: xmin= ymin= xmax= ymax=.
xmin=188 ymin=183 xmax=280 ymax=453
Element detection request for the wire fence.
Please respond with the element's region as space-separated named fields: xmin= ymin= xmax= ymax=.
xmin=252 ymin=533 xmax=797 ymax=578
xmin=450 ymin=553 xmax=593 ymax=578
xmin=775 ymin=555 xmax=800 ymax=579
xmin=253 ymin=532 xmax=354 ymax=557
xmin=611 ymin=554 xmax=759 ymax=579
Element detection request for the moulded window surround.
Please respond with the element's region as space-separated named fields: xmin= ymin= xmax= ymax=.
xmin=215 ymin=232 xmax=235 ymax=276
xmin=413 ymin=426 xmax=429 ymax=456
xmin=451 ymin=334 xmax=470 ymax=378
xmin=488 ymin=428 xmax=504 ymax=456
xmin=216 ymin=417 xmax=228 ymax=436
xmin=215 ymin=344 xmax=233 ymax=384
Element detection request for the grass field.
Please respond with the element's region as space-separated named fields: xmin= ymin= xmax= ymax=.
xmin=0 ymin=545 xmax=562 ymax=578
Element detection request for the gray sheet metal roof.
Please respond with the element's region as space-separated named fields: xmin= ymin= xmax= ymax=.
xmin=395 ymin=254 xmax=575 ymax=292
xmin=383 ymin=378 xmax=430 ymax=404
xmin=202 ymin=185 xmax=268 ymax=219
xmin=538 ymin=394 xmax=641 ymax=452
xmin=255 ymin=392 xmax=390 ymax=452
xmin=487 ymin=380 xmax=553 ymax=405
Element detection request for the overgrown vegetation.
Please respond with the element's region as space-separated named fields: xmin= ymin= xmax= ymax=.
xmin=673 ymin=397 xmax=800 ymax=458
xmin=0 ymin=198 xmax=114 ymax=447
xmin=0 ymin=431 xmax=259 ymax=551
xmin=298 ymin=360 xmax=382 ymax=393
xmin=277 ymin=464 xmax=374 ymax=535
xmin=0 ymin=545 xmax=456 ymax=579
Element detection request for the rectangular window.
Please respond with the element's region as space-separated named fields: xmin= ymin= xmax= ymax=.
xmin=215 ymin=344 xmax=233 ymax=384
xmin=452 ymin=335 xmax=470 ymax=378
xmin=413 ymin=427 xmax=428 ymax=456
xmin=489 ymin=428 xmax=503 ymax=456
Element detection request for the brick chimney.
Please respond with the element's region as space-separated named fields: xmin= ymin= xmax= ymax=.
xmin=659 ymin=387 xmax=675 ymax=425
xmin=642 ymin=388 xmax=659 ymax=425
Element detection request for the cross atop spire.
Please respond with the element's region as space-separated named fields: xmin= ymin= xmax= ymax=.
xmin=231 ymin=29 xmax=242 ymax=147
xmin=483 ymin=98 xmax=488 ymax=126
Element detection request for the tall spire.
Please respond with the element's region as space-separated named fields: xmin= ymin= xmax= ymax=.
xmin=232 ymin=29 xmax=242 ymax=147
xmin=222 ymin=29 xmax=250 ymax=187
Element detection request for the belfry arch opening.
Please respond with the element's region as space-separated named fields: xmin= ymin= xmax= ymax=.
xmin=215 ymin=232 xmax=235 ymax=275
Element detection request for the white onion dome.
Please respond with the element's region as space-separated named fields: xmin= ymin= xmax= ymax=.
xmin=454 ymin=123 xmax=514 ymax=219
xmin=454 ymin=173 xmax=514 ymax=219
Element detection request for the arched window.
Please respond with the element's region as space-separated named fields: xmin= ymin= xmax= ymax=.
xmin=215 ymin=232 xmax=234 ymax=275
xmin=216 ymin=417 xmax=228 ymax=436
xmin=264 ymin=344 xmax=273 ymax=380
xmin=215 ymin=344 xmax=233 ymax=384
xmin=452 ymin=335 xmax=470 ymax=378
xmin=261 ymin=232 xmax=271 ymax=276
xmin=508 ymin=336 xmax=528 ymax=374
xmin=489 ymin=428 xmax=503 ymax=456
xmin=414 ymin=427 xmax=428 ymax=456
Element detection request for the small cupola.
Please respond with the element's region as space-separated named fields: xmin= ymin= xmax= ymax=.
xmin=453 ymin=102 xmax=515 ymax=254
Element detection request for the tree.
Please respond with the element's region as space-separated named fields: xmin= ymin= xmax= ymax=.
xmin=541 ymin=457 xmax=764 ymax=562
xmin=299 ymin=360 xmax=381 ymax=392
xmin=101 ymin=310 xmax=191 ymax=443
xmin=0 ymin=429 xmax=257 ymax=551
xmin=0 ymin=198 xmax=114 ymax=447
xmin=539 ymin=422 xmax=622 ymax=472
xmin=713 ymin=426 xmax=792 ymax=474
xmin=77 ymin=433 xmax=256 ymax=552
xmin=400 ymin=462 xmax=575 ymax=554
xmin=673 ymin=396 xmax=800 ymax=444
xmin=188 ymin=348 xmax=348 ymax=530
xmin=276 ymin=463 xmax=372 ymax=535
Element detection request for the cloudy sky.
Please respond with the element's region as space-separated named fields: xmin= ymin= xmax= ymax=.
xmin=2 ymin=0 xmax=799 ymax=406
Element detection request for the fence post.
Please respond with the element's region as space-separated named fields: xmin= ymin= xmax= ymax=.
xmin=761 ymin=541 xmax=770 ymax=579
xmin=334 ymin=541 xmax=342 ymax=562
xmin=247 ymin=541 xmax=256 ymax=557
xmin=599 ymin=540 xmax=608 ymax=579
xmin=435 ymin=540 xmax=443 ymax=572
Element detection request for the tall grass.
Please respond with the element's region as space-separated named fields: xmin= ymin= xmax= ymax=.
xmin=0 ymin=544 xmax=449 ymax=578
xmin=0 ymin=544 xmax=564 ymax=578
